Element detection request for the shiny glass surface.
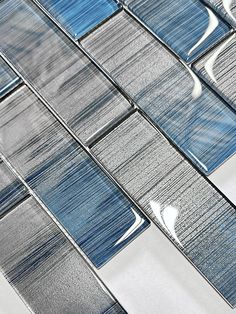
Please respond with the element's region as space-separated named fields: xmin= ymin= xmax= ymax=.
xmin=0 ymin=57 xmax=20 ymax=99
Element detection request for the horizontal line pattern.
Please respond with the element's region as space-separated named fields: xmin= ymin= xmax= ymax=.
xmin=0 ymin=197 xmax=126 ymax=314
xmin=194 ymin=33 xmax=236 ymax=111
xmin=0 ymin=56 xmax=21 ymax=99
xmin=82 ymin=11 xmax=236 ymax=175
xmin=0 ymin=0 xmax=131 ymax=145
xmin=0 ymin=86 xmax=149 ymax=268
xmin=92 ymin=112 xmax=236 ymax=307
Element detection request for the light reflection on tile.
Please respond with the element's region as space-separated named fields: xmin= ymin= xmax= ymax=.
xmin=123 ymin=0 xmax=230 ymax=62
xmin=0 ymin=197 xmax=126 ymax=313
xmin=92 ymin=112 xmax=236 ymax=307
xmin=0 ymin=86 xmax=149 ymax=268
xmin=0 ymin=57 xmax=20 ymax=99
xmin=82 ymin=11 xmax=236 ymax=175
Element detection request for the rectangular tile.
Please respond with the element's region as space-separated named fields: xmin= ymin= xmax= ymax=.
xmin=194 ymin=33 xmax=236 ymax=111
xmin=37 ymin=0 xmax=120 ymax=39
xmin=0 ymin=0 xmax=131 ymax=144
xmin=92 ymin=112 xmax=236 ymax=307
xmin=82 ymin=11 xmax=236 ymax=175
xmin=0 ymin=86 xmax=149 ymax=268
xmin=0 ymin=160 xmax=28 ymax=218
xmin=0 ymin=196 xmax=126 ymax=313
xmin=0 ymin=56 xmax=21 ymax=99
xmin=122 ymin=0 xmax=230 ymax=62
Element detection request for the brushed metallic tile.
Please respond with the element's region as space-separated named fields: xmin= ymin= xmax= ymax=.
xmin=194 ymin=33 xmax=236 ymax=111
xmin=0 ymin=57 xmax=21 ymax=99
xmin=82 ymin=11 xmax=236 ymax=175
xmin=92 ymin=112 xmax=236 ymax=307
xmin=0 ymin=86 xmax=149 ymax=268
xmin=122 ymin=0 xmax=230 ymax=62
xmin=0 ymin=196 xmax=126 ymax=313
xmin=0 ymin=0 xmax=130 ymax=144
xmin=37 ymin=0 xmax=120 ymax=39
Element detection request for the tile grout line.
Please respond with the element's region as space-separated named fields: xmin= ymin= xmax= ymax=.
xmin=0 ymin=193 xmax=31 ymax=220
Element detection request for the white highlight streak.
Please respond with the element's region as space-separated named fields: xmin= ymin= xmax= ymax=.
xmin=223 ymin=0 xmax=236 ymax=23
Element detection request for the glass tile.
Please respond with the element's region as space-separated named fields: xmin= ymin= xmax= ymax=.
xmin=92 ymin=112 xmax=236 ymax=307
xmin=123 ymin=0 xmax=230 ymax=62
xmin=0 ymin=160 xmax=28 ymax=218
xmin=0 ymin=57 xmax=20 ymax=99
xmin=0 ymin=0 xmax=130 ymax=145
xmin=194 ymin=33 xmax=236 ymax=111
xmin=0 ymin=86 xmax=149 ymax=268
xmin=82 ymin=12 xmax=236 ymax=175
xmin=0 ymin=197 xmax=126 ymax=313
xmin=38 ymin=0 xmax=120 ymax=39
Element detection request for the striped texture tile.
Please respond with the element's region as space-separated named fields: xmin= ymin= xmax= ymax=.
xmin=0 ymin=0 xmax=131 ymax=145
xmin=37 ymin=0 xmax=120 ymax=39
xmin=0 ymin=86 xmax=149 ymax=268
xmin=0 ymin=196 xmax=126 ymax=313
xmin=0 ymin=160 xmax=28 ymax=218
xmin=82 ymin=11 xmax=236 ymax=175
xmin=92 ymin=112 xmax=236 ymax=307
xmin=123 ymin=0 xmax=230 ymax=62
xmin=0 ymin=56 xmax=21 ymax=99
xmin=194 ymin=33 xmax=236 ymax=111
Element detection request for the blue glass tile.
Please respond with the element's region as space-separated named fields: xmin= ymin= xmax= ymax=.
xmin=82 ymin=11 xmax=236 ymax=175
xmin=0 ymin=86 xmax=149 ymax=268
xmin=0 ymin=57 xmax=20 ymax=99
xmin=38 ymin=0 xmax=120 ymax=39
xmin=123 ymin=0 xmax=231 ymax=62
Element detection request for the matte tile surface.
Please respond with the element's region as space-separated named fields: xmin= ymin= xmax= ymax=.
xmin=0 ymin=196 xmax=126 ymax=314
xmin=92 ymin=112 xmax=236 ymax=307
xmin=0 ymin=57 xmax=20 ymax=99
xmin=0 ymin=86 xmax=149 ymax=268
xmin=0 ymin=160 xmax=28 ymax=218
xmin=38 ymin=0 xmax=120 ymax=39
xmin=194 ymin=33 xmax=236 ymax=111
xmin=123 ymin=0 xmax=230 ymax=62
xmin=82 ymin=12 xmax=236 ymax=175
xmin=0 ymin=0 xmax=130 ymax=144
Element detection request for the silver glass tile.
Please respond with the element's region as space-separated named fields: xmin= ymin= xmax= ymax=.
xmin=0 ymin=86 xmax=149 ymax=268
xmin=0 ymin=56 xmax=21 ymax=99
xmin=0 ymin=196 xmax=126 ymax=314
xmin=92 ymin=112 xmax=236 ymax=307
xmin=194 ymin=33 xmax=236 ymax=111
xmin=0 ymin=0 xmax=131 ymax=144
xmin=82 ymin=11 xmax=236 ymax=175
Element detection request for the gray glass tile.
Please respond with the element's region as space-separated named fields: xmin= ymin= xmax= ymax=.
xmin=0 ymin=56 xmax=20 ymax=99
xmin=194 ymin=33 xmax=236 ymax=111
xmin=123 ymin=0 xmax=230 ymax=62
xmin=0 ymin=0 xmax=130 ymax=144
xmin=0 ymin=86 xmax=149 ymax=268
xmin=82 ymin=12 xmax=236 ymax=175
xmin=0 ymin=160 xmax=28 ymax=218
xmin=92 ymin=112 xmax=236 ymax=307
xmin=0 ymin=196 xmax=126 ymax=314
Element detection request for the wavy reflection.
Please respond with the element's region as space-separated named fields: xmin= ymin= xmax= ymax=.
xmin=223 ymin=0 xmax=236 ymax=23
xmin=184 ymin=64 xmax=202 ymax=99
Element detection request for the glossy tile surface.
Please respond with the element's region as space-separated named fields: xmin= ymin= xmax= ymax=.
xmin=92 ymin=112 xmax=236 ymax=307
xmin=123 ymin=0 xmax=230 ymax=62
xmin=194 ymin=33 xmax=236 ymax=111
xmin=82 ymin=12 xmax=236 ymax=175
xmin=38 ymin=0 xmax=120 ymax=39
xmin=0 ymin=57 xmax=20 ymax=99
xmin=0 ymin=0 xmax=130 ymax=145
xmin=202 ymin=0 xmax=236 ymax=28
xmin=0 ymin=196 xmax=126 ymax=313
xmin=0 ymin=86 xmax=149 ymax=268
xmin=0 ymin=160 xmax=28 ymax=218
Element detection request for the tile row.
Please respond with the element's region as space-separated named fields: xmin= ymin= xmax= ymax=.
xmin=0 ymin=56 xmax=21 ymax=99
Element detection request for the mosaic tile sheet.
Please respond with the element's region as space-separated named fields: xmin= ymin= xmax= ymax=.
xmin=92 ymin=112 xmax=236 ymax=307
xmin=0 ymin=0 xmax=131 ymax=145
xmin=82 ymin=11 xmax=236 ymax=175
xmin=122 ymin=0 xmax=231 ymax=62
xmin=0 ymin=86 xmax=149 ymax=268
xmin=0 ymin=196 xmax=126 ymax=314
xmin=0 ymin=56 xmax=21 ymax=99
xmin=194 ymin=33 xmax=236 ymax=111
xmin=0 ymin=160 xmax=28 ymax=218
xmin=37 ymin=0 xmax=120 ymax=39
